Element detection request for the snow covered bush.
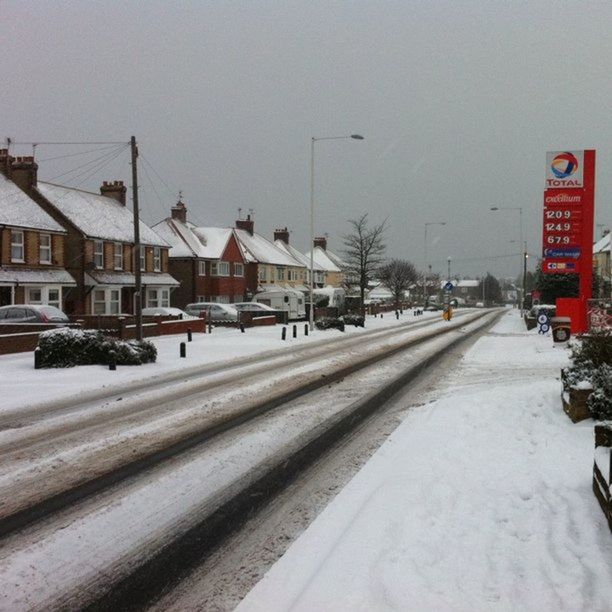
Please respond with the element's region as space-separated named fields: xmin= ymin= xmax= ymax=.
xmin=342 ymin=314 xmax=365 ymax=327
xmin=315 ymin=317 xmax=345 ymax=332
xmin=588 ymin=365 xmax=612 ymax=420
xmin=37 ymin=328 xmax=157 ymax=368
xmin=563 ymin=328 xmax=611 ymax=388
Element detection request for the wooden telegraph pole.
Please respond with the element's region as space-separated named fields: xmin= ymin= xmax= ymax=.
xmin=131 ymin=136 xmax=143 ymax=341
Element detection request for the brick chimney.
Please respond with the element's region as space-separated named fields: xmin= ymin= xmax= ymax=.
xmin=10 ymin=156 xmax=38 ymax=190
xmin=100 ymin=180 xmax=127 ymax=205
xmin=236 ymin=213 xmax=254 ymax=236
xmin=314 ymin=236 xmax=327 ymax=250
xmin=274 ymin=227 xmax=289 ymax=244
xmin=171 ymin=200 xmax=187 ymax=224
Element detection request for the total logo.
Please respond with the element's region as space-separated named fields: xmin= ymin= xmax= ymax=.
xmin=546 ymin=150 xmax=583 ymax=188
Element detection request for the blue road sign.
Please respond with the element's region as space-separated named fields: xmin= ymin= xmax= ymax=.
xmin=444 ymin=281 xmax=454 ymax=291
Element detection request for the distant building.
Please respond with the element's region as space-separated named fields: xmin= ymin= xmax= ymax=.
xmin=304 ymin=236 xmax=346 ymax=288
xmin=594 ymin=231 xmax=610 ymax=298
xmin=273 ymin=227 xmax=323 ymax=289
xmin=152 ymin=200 xmax=248 ymax=306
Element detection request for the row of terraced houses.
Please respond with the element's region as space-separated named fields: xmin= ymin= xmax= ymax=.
xmin=0 ymin=150 xmax=348 ymax=314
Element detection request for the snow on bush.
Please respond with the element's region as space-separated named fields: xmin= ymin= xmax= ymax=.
xmin=588 ymin=365 xmax=612 ymax=420
xmin=315 ymin=317 xmax=345 ymax=332
xmin=342 ymin=314 xmax=365 ymax=328
xmin=37 ymin=327 xmax=157 ymax=368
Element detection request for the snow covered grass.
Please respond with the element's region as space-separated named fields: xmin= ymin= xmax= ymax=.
xmin=237 ymin=310 xmax=612 ymax=612
xmin=0 ymin=310 xmax=443 ymax=413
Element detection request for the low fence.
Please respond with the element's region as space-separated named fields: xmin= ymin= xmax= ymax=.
xmin=593 ymin=423 xmax=612 ymax=532
xmin=0 ymin=315 xmax=206 ymax=355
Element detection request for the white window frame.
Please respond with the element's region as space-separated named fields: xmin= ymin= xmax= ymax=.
xmin=11 ymin=230 xmax=24 ymax=263
xmin=94 ymin=240 xmax=104 ymax=269
xmin=211 ymin=261 xmax=230 ymax=277
xmin=276 ymin=266 xmax=285 ymax=281
xmin=146 ymin=287 xmax=170 ymax=308
xmin=26 ymin=287 xmax=43 ymax=304
xmin=39 ymin=234 xmax=52 ymax=265
xmin=198 ymin=261 xmax=206 ymax=276
xmin=25 ymin=285 xmax=62 ymax=308
xmin=114 ymin=242 xmax=123 ymax=270
xmin=92 ymin=287 xmax=121 ymax=314
xmin=140 ymin=246 xmax=146 ymax=272
xmin=153 ymin=247 xmax=161 ymax=272
xmin=258 ymin=266 xmax=267 ymax=282
xmin=234 ymin=262 xmax=244 ymax=277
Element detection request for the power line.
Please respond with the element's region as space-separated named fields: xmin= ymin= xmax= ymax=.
xmin=38 ymin=144 xmax=121 ymax=163
xmin=140 ymin=153 xmax=175 ymax=199
xmin=10 ymin=140 xmax=128 ymax=146
xmin=46 ymin=144 xmax=129 ymax=183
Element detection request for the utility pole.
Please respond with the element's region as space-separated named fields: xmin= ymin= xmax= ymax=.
xmin=131 ymin=136 xmax=142 ymax=341
xmin=447 ymin=257 xmax=451 ymax=281
xmin=522 ymin=241 xmax=528 ymax=314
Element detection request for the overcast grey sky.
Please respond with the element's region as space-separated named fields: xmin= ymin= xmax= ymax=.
xmin=2 ymin=1 xmax=611 ymax=279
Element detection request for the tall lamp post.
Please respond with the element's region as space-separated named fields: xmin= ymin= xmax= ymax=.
xmin=491 ymin=206 xmax=523 ymax=312
xmin=510 ymin=239 xmax=528 ymax=309
xmin=423 ymin=221 xmax=446 ymax=306
xmin=309 ymin=134 xmax=364 ymax=331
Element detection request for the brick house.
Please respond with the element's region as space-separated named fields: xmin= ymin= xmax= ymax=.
xmin=0 ymin=152 xmax=76 ymax=308
xmin=234 ymin=216 xmax=306 ymax=295
xmin=8 ymin=154 xmax=178 ymax=315
xmin=152 ymin=200 xmax=248 ymax=305
xmin=273 ymin=227 xmax=325 ymax=289
xmin=304 ymin=236 xmax=347 ymax=288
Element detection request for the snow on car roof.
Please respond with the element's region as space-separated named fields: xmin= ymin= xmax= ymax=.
xmin=37 ymin=182 xmax=167 ymax=246
xmin=0 ymin=174 xmax=66 ymax=233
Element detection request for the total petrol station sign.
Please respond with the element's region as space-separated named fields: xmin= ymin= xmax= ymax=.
xmin=542 ymin=150 xmax=595 ymax=276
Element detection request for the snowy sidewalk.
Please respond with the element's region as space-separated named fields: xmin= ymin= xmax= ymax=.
xmin=237 ymin=310 xmax=612 ymax=612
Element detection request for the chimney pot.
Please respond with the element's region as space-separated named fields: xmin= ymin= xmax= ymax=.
xmin=171 ymin=200 xmax=187 ymax=223
xmin=236 ymin=214 xmax=255 ymax=236
xmin=314 ymin=236 xmax=327 ymax=251
xmin=274 ymin=227 xmax=290 ymax=244
xmin=100 ymin=179 xmax=127 ymax=206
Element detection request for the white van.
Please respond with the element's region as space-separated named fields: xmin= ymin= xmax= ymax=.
xmin=253 ymin=289 xmax=306 ymax=320
xmin=313 ymin=286 xmax=346 ymax=310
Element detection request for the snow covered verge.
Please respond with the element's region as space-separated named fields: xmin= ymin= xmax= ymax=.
xmin=237 ymin=309 xmax=612 ymax=612
xmin=0 ymin=310 xmax=444 ymax=413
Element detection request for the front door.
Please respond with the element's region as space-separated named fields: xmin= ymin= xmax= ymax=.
xmin=0 ymin=287 xmax=12 ymax=307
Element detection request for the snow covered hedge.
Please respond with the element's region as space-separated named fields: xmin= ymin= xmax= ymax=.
xmin=563 ymin=328 xmax=612 ymax=419
xmin=37 ymin=328 xmax=157 ymax=368
xmin=315 ymin=317 xmax=345 ymax=332
xmin=342 ymin=314 xmax=365 ymax=328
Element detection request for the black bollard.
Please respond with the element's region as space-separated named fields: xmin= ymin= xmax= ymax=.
xmin=380 ymin=313 xmax=383 ymax=318
xmin=180 ymin=342 xmax=186 ymax=358
xmin=282 ymin=327 xmax=287 ymax=341
xmin=400 ymin=309 xmax=403 ymax=314
xmin=187 ymin=328 xmax=192 ymax=342
xmin=208 ymin=323 xmax=212 ymax=334
xmin=396 ymin=311 xmax=399 ymax=320
xmin=240 ymin=323 xmax=245 ymax=333
xmin=292 ymin=324 xmax=297 ymax=338
xmin=304 ymin=324 xmax=309 ymax=336
xmin=34 ymin=347 xmax=41 ymax=370
xmin=108 ymin=350 xmax=116 ymax=371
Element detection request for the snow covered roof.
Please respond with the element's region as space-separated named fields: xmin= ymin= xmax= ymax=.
xmin=0 ymin=174 xmax=65 ymax=233
xmin=85 ymin=271 xmax=179 ymax=286
xmin=36 ymin=182 xmax=167 ymax=246
xmin=303 ymin=246 xmax=343 ymax=273
xmin=274 ymin=240 xmax=325 ymax=271
xmin=235 ymin=229 xmax=302 ymax=267
xmin=594 ymin=233 xmax=610 ymax=254
xmin=0 ymin=267 xmax=76 ymax=285
xmin=151 ymin=218 xmax=241 ymax=260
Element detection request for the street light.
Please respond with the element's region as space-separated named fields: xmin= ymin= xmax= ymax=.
xmin=309 ymin=134 xmax=364 ymax=331
xmin=491 ymin=206 xmax=524 ymax=312
xmin=423 ymin=221 xmax=446 ymax=306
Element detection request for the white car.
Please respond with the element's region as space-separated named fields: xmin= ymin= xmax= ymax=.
xmin=184 ymin=302 xmax=239 ymax=321
xmin=141 ymin=307 xmax=196 ymax=319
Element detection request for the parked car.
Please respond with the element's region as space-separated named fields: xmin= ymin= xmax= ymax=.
xmin=141 ymin=307 xmax=196 ymax=319
xmin=233 ymin=302 xmax=278 ymax=316
xmin=184 ymin=302 xmax=239 ymax=321
xmin=0 ymin=304 xmax=70 ymax=324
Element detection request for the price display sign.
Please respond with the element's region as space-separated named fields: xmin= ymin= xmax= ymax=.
xmin=542 ymin=151 xmax=595 ymax=276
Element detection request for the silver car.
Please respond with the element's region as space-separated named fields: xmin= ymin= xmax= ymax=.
xmin=184 ymin=302 xmax=239 ymax=321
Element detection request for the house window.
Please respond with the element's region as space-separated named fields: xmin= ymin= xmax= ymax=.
xmin=211 ymin=261 xmax=230 ymax=276
xmin=11 ymin=230 xmax=24 ymax=262
xmin=276 ymin=267 xmax=285 ymax=281
xmin=114 ymin=243 xmax=123 ymax=270
xmin=93 ymin=240 xmax=104 ymax=269
xmin=259 ymin=267 xmax=267 ymax=282
xmin=198 ymin=261 xmax=206 ymax=276
xmin=212 ymin=295 xmax=230 ymax=303
xmin=153 ymin=247 xmax=161 ymax=272
xmin=92 ymin=288 xmax=120 ymax=314
xmin=39 ymin=234 xmax=52 ymax=264
xmin=197 ymin=295 xmax=206 ymax=302
xmin=140 ymin=246 xmax=146 ymax=271
xmin=146 ymin=288 xmax=170 ymax=308
xmin=234 ymin=263 xmax=244 ymax=277
xmin=25 ymin=286 xmax=61 ymax=308
xmin=27 ymin=288 xmax=42 ymax=304
xmin=48 ymin=288 xmax=61 ymax=308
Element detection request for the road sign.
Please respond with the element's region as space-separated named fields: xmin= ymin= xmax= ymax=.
xmin=444 ymin=281 xmax=454 ymax=291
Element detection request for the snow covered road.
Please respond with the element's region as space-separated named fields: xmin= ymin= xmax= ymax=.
xmin=237 ymin=310 xmax=612 ymax=612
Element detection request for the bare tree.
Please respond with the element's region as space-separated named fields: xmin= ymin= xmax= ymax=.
xmin=342 ymin=214 xmax=387 ymax=307
xmin=377 ymin=259 xmax=419 ymax=308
